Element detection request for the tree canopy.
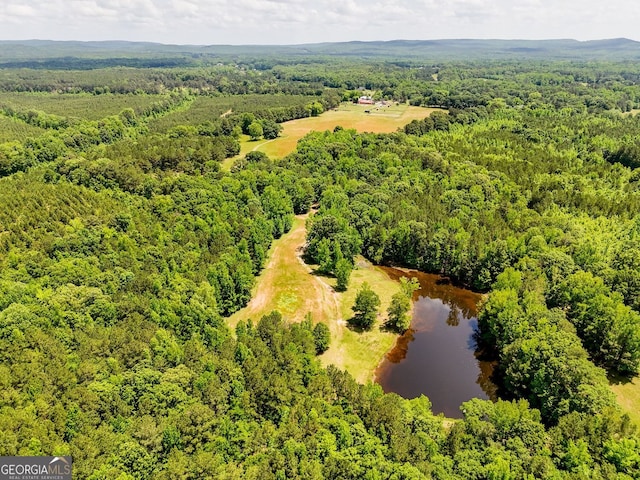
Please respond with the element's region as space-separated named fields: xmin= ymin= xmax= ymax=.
xmin=0 ymin=54 xmax=640 ymax=478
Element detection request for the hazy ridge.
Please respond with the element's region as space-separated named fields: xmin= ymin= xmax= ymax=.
xmin=0 ymin=38 xmax=639 ymax=65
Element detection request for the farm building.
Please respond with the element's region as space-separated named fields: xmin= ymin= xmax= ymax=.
xmin=358 ymin=95 xmax=375 ymax=105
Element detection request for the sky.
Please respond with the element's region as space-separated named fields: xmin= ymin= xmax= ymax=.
xmin=1 ymin=0 xmax=639 ymax=45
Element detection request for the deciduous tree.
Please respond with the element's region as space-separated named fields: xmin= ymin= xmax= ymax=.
xmin=350 ymin=283 xmax=380 ymax=330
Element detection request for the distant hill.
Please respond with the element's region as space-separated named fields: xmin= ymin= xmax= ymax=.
xmin=292 ymin=38 xmax=640 ymax=59
xmin=0 ymin=38 xmax=639 ymax=66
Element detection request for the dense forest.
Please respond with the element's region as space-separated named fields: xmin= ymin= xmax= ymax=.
xmin=1 ymin=47 xmax=640 ymax=478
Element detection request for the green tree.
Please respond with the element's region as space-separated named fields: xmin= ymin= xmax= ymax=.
xmin=316 ymin=238 xmax=333 ymax=274
xmin=291 ymin=178 xmax=315 ymax=214
xmin=261 ymin=119 xmax=283 ymax=139
xmin=335 ymin=258 xmax=352 ymax=291
xmin=261 ymin=186 xmax=294 ymax=238
xmin=387 ymin=277 xmax=419 ymax=332
xmin=387 ymin=292 xmax=411 ymax=332
xmin=400 ymin=277 xmax=420 ymax=298
xmin=240 ymin=112 xmax=256 ymax=134
xmin=313 ymin=322 xmax=331 ymax=354
xmin=307 ymin=101 xmax=324 ymax=116
xmin=604 ymin=437 xmax=640 ymax=476
xmin=245 ymin=150 xmax=269 ymax=163
xmin=350 ymin=283 xmax=380 ymax=330
xmin=554 ymin=271 xmax=640 ymax=374
xmin=248 ymin=121 xmax=263 ymax=141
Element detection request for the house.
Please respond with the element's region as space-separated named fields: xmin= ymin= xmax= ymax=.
xmin=358 ymin=95 xmax=374 ymax=105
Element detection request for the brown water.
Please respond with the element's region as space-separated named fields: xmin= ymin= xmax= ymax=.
xmin=376 ymin=268 xmax=498 ymax=418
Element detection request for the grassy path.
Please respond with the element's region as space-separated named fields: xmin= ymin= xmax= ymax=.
xmin=228 ymin=212 xmax=401 ymax=383
xmin=228 ymin=212 xmax=341 ymax=329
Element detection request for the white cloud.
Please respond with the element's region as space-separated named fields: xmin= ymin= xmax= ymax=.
xmin=0 ymin=0 xmax=638 ymax=44
xmin=68 ymin=0 xmax=117 ymax=18
xmin=5 ymin=4 xmax=38 ymax=17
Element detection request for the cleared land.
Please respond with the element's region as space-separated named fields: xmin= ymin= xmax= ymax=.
xmin=0 ymin=92 xmax=163 ymax=120
xmin=258 ymin=103 xmax=441 ymax=158
xmin=222 ymin=103 xmax=442 ymax=170
xmin=611 ymin=377 xmax=640 ymax=426
xmin=326 ymin=257 xmax=402 ymax=383
xmin=227 ymin=213 xmax=338 ymax=328
xmin=228 ymin=212 xmax=401 ymax=384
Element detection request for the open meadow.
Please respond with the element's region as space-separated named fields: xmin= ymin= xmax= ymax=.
xmin=228 ymin=213 xmax=402 ymax=384
xmin=222 ymin=102 xmax=441 ymax=169
xmin=256 ymin=103 xmax=441 ymax=158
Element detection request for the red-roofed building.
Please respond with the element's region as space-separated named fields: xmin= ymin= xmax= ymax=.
xmin=358 ymin=95 xmax=374 ymax=105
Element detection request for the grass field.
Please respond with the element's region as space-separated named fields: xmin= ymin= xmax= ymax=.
xmin=325 ymin=257 xmax=402 ymax=383
xmin=222 ymin=103 xmax=442 ymax=170
xmin=228 ymin=213 xmax=338 ymax=328
xmin=610 ymin=376 xmax=640 ymax=426
xmin=259 ymin=103 xmax=442 ymax=158
xmin=0 ymin=115 xmax=46 ymax=142
xmin=0 ymin=92 xmax=164 ymax=120
xmin=228 ymin=212 xmax=402 ymax=384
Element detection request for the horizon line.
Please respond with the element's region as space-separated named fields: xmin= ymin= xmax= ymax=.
xmin=1 ymin=37 xmax=639 ymax=48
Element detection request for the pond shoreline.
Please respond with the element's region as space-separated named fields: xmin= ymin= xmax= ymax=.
xmin=375 ymin=267 xmax=498 ymax=418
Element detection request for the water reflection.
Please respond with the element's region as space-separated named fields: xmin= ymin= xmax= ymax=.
xmin=376 ymin=268 xmax=497 ymax=418
xmin=385 ymin=328 xmax=415 ymax=364
xmin=447 ymin=306 xmax=461 ymax=327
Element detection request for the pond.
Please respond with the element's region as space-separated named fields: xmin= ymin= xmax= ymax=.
xmin=375 ymin=268 xmax=498 ymax=418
